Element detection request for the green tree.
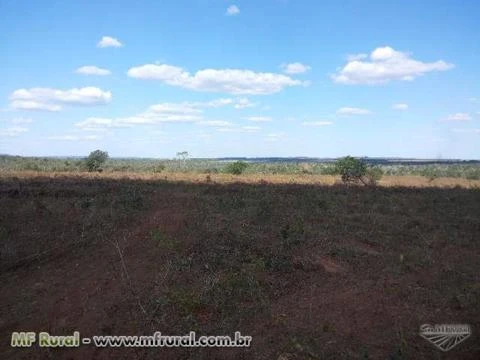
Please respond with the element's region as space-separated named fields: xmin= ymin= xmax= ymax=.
xmin=335 ymin=156 xmax=383 ymax=185
xmin=85 ymin=150 xmax=109 ymax=172
xmin=335 ymin=156 xmax=368 ymax=184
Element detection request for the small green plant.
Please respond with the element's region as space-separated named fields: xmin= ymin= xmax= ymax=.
xmin=226 ymin=161 xmax=248 ymax=175
xmin=85 ymin=150 xmax=109 ymax=172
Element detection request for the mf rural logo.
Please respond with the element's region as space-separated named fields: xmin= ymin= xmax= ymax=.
xmin=419 ymin=324 xmax=471 ymax=352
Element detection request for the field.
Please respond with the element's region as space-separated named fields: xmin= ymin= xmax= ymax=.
xmin=1 ymin=170 xmax=479 ymax=359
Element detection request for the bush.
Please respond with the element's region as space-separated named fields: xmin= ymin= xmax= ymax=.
xmin=335 ymin=156 xmax=367 ymax=184
xmin=85 ymin=150 xmax=109 ymax=172
xmin=334 ymin=156 xmax=383 ymax=185
xmin=225 ymin=161 xmax=248 ymax=175
xmin=365 ymin=166 xmax=384 ymax=185
xmin=421 ymin=167 xmax=438 ymax=182
xmin=152 ymin=164 xmax=166 ymax=173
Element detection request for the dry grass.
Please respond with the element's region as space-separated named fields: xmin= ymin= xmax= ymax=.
xmin=2 ymin=170 xmax=480 ymax=188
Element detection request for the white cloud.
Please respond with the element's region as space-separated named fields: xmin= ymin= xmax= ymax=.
xmin=75 ymin=98 xmax=239 ymax=131
xmin=234 ymin=97 xmax=256 ymax=109
xmin=242 ymin=126 xmax=261 ymax=132
xmin=196 ymin=120 xmax=233 ymax=127
xmin=48 ymin=134 xmax=101 ymax=141
xmin=452 ymin=128 xmax=480 ymax=133
xmin=149 ymin=103 xmax=203 ymax=114
xmin=75 ymin=117 xmax=132 ymax=131
xmin=127 ymin=63 xmax=304 ymax=95
xmin=11 ymin=117 xmax=33 ymax=124
xmin=446 ymin=113 xmax=471 ymax=121
xmin=336 ymin=107 xmax=371 ymax=115
xmin=468 ymin=97 xmax=477 ymax=102
xmin=10 ymin=87 xmax=112 ymax=111
xmin=10 ymin=101 xmax=62 ymax=112
xmin=97 ymin=36 xmax=123 ymax=48
xmin=332 ymin=46 xmax=454 ymax=84
xmin=226 ymin=5 xmax=240 ymax=16
xmin=246 ymin=116 xmax=272 ymax=122
xmin=392 ymin=103 xmax=408 ymax=110
xmin=0 ymin=126 xmax=28 ymax=137
xmin=76 ymin=66 xmax=111 ymax=76
xmin=281 ymin=62 xmax=311 ymax=74
xmin=265 ymin=132 xmax=286 ymax=142
xmin=302 ymin=121 xmax=333 ymax=126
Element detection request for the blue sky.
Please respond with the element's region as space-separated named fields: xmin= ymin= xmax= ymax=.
xmin=1 ymin=0 xmax=479 ymax=159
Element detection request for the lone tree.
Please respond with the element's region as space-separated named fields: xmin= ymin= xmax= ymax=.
xmin=335 ymin=156 xmax=367 ymax=183
xmin=176 ymin=151 xmax=189 ymax=167
xmin=86 ymin=150 xmax=109 ymax=172
xmin=335 ymin=156 xmax=383 ymax=185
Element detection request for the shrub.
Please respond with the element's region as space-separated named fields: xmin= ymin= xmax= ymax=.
xmin=365 ymin=166 xmax=384 ymax=185
xmin=85 ymin=150 xmax=109 ymax=172
xmin=152 ymin=164 xmax=166 ymax=173
xmin=421 ymin=167 xmax=438 ymax=182
xmin=334 ymin=156 xmax=383 ymax=185
xmin=225 ymin=161 xmax=248 ymax=175
xmin=335 ymin=156 xmax=367 ymax=184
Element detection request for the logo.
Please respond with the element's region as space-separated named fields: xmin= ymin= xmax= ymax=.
xmin=419 ymin=324 xmax=471 ymax=352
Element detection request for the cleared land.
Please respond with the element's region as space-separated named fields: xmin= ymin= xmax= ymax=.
xmin=0 ymin=172 xmax=479 ymax=359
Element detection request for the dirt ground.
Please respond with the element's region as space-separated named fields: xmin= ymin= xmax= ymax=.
xmin=0 ymin=172 xmax=479 ymax=359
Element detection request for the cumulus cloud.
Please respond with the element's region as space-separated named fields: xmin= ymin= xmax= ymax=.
xmin=127 ymin=63 xmax=304 ymax=95
xmin=97 ymin=36 xmax=123 ymax=48
xmin=10 ymin=87 xmax=112 ymax=111
xmin=0 ymin=126 xmax=28 ymax=137
xmin=76 ymin=66 xmax=111 ymax=76
xmin=281 ymin=62 xmax=311 ymax=74
xmin=246 ymin=116 xmax=272 ymax=122
xmin=336 ymin=107 xmax=371 ymax=115
xmin=446 ymin=113 xmax=471 ymax=121
xmin=332 ymin=46 xmax=454 ymax=84
xmin=226 ymin=5 xmax=240 ymax=16
xmin=302 ymin=121 xmax=333 ymax=126
xmin=393 ymin=103 xmax=408 ymax=110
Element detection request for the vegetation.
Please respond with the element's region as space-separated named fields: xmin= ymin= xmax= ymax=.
xmin=225 ymin=160 xmax=248 ymax=175
xmin=85 ymin=150 xmax=109 ymax=172
xmin=1 ymin=155 xmax=479 ymax=180
xmin=334 ymin=156 xmax=384 ymax=185
xmin=335 ymin=156 xmax=368 ymax=183
xmin=1 ymin=173 xmax=479 ymax=359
